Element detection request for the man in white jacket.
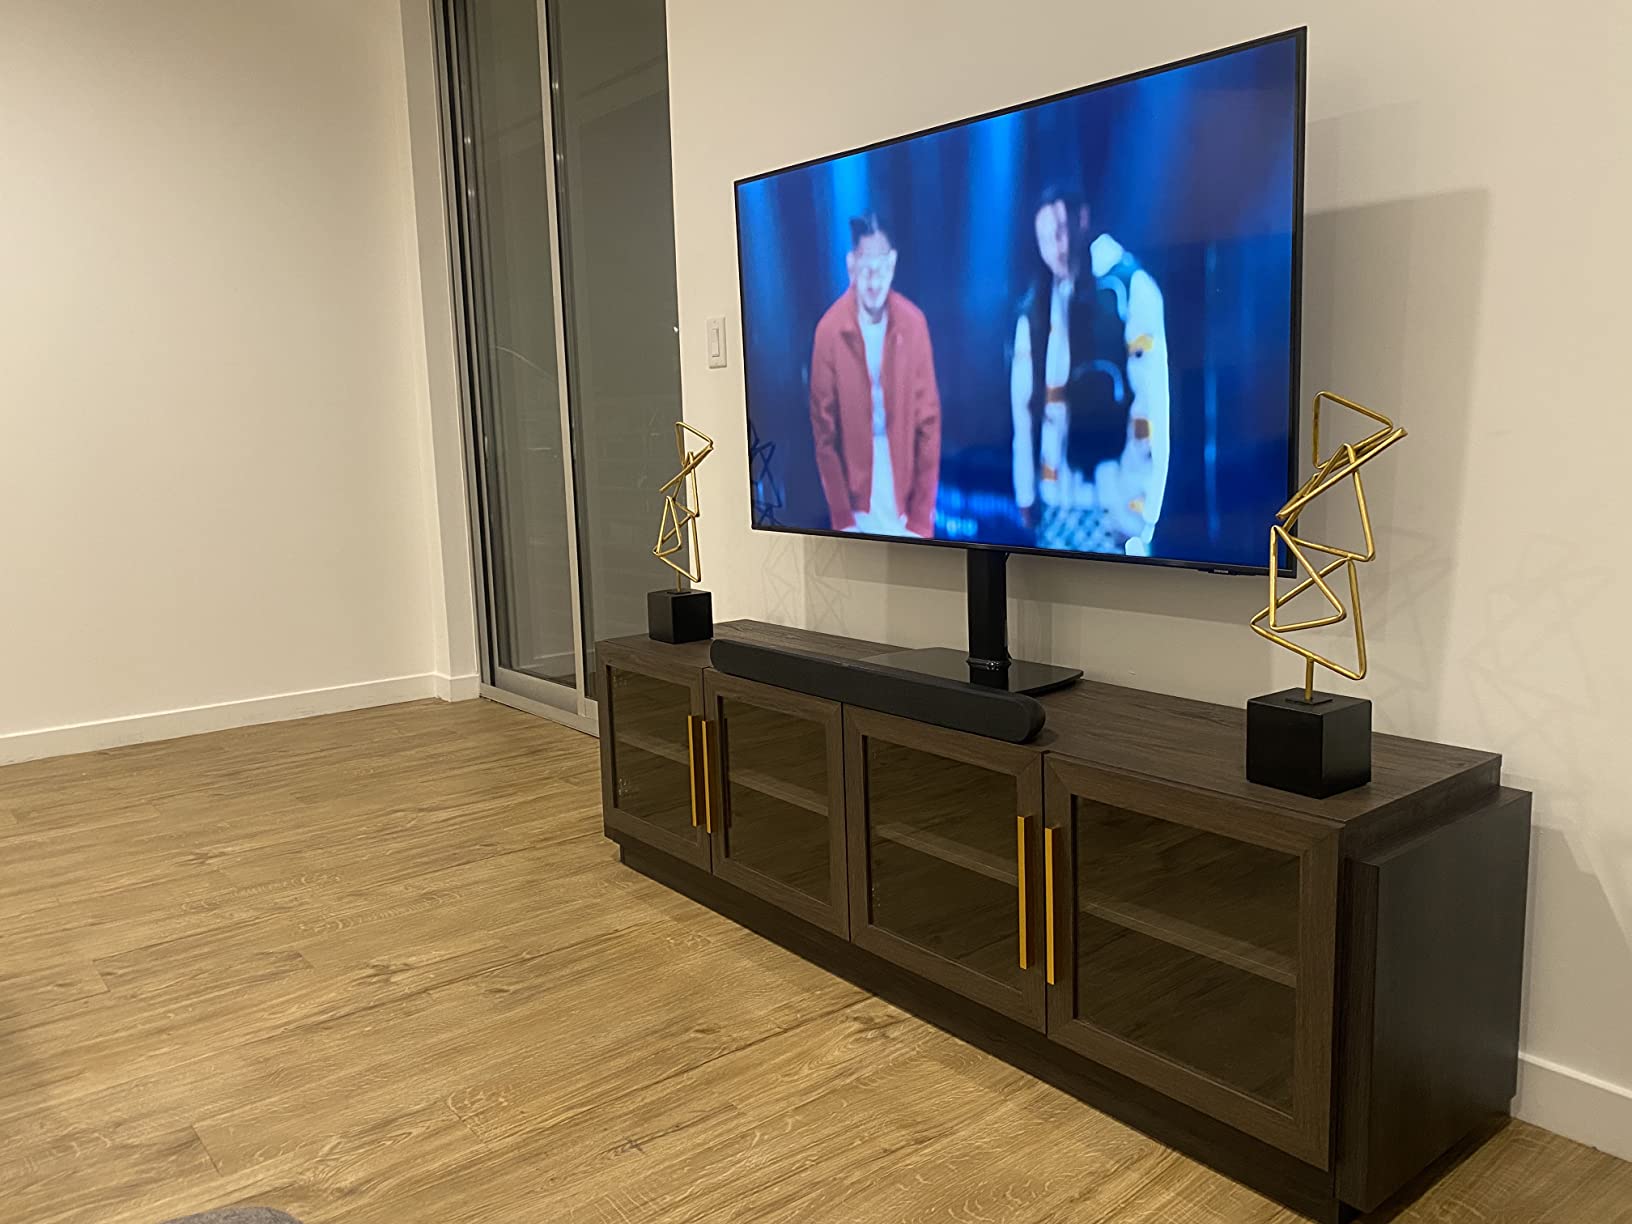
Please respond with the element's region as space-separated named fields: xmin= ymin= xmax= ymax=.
xmin=1010 ymin=188 xmax=1170 ymax=556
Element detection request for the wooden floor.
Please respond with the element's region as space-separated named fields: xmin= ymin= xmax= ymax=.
xmin=2 ymin=700 xmax=1627 ymax=1224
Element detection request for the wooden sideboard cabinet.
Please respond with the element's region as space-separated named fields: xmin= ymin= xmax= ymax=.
xmin=596 ymin=621 xmax=1531 ymax=1224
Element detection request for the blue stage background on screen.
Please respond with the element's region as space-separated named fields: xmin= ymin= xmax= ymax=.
xmin=735 ymin=35 xmax=1298 ymax=569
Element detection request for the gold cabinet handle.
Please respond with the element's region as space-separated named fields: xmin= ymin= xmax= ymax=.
xmin=700 ymin=718 xmax=714 ymax=834
xmin=1017 ymin=815 xmax=1030 ymax=970
xmin=1044 ymin=825 xmax=1057 ymax=986
xmin=686 ymin=715 xmax=701 ymax=828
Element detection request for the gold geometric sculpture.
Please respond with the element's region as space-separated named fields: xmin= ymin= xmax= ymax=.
xmin=1249 ymin=392 xmax=1407 ymax=701
xmin=652 ymin=421 xmax=715 ymax=591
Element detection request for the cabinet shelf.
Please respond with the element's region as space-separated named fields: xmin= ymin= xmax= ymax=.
xmin=618 ymin=727 xmax=689 ymax=768
xmin=1076 ymin=810 xmax=1298 ymax=987
xmin=1078 ymin=892 xmax=1295 ymax=986
xmin=725 ymin=763 xmax=826 ymax=815
xmin=873 ymin=821 xmax=1016 ymax=886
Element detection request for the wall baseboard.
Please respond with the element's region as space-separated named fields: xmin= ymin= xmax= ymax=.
xmin=1515 ymin=1050 xmax=1632 ymax=1161
xmin=0 ymin=671 xmax=481 ymax=766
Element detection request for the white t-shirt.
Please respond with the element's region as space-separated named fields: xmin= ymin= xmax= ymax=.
xmin=859 ymin=311 xmax=887 ymax=437
xmin=856 ymin=309 xmax=907 ymax=534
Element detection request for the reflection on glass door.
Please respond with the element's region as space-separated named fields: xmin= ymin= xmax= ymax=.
xmin=446 ymin=0 xmax=582 ymax=710
xmin=547 ymin=0 xmax=684 ymax=696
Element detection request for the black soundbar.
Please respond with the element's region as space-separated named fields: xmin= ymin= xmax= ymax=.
xmin=710 ymin=638 xmax=1046 ymax=744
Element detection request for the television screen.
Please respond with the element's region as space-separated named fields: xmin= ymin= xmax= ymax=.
xmin=734 ymin=30 xmax=1303 ymax=573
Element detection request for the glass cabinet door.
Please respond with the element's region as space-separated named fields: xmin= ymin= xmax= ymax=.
xmin=598 ymin=652 xmax=709 ymax=870
xmin=1043 ymin=757 xmax=1338 ymax=1166
xmin=845 ymin=707 xmax=1046 ymax=1028
xmin=704 ymin=673 xmax=847 ymax=936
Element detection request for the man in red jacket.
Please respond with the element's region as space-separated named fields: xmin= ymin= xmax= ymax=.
xmin=808 ymin=213 xmax=942 ymax=538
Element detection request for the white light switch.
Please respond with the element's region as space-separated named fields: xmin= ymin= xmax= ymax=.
xmin=706 ymin=316 xmax=727 ymax=369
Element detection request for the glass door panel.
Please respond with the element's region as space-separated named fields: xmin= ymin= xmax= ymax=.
xmin=447 ymin=0 xmax=581 ymax=706
xmin=867 ymin=740 xmax=1022 ymax=985
xmin=706 ymin=673 xmax=846 ymax=936
xmin=1074 ymin=803 xmax=1299 ymax=1109
xmin=1044 ymin=758 xmax=1337 ymax=1166
xmin=600 ymin=656 xmax=708 ymax=869
xmin=845 ymin=708 xmax=1045 ymax=1028
xmin=545 ymin=0 xmax=684 ymax=696
xmin=720 ymin=699 xmax=829 ymax=897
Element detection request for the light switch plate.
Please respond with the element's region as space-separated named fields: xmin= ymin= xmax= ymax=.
xmin=706 ymin=316 xmax=727 ymax=368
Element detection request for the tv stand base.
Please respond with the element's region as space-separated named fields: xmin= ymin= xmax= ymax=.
xmin=867 ymin=645 xmax=1082 ymax=695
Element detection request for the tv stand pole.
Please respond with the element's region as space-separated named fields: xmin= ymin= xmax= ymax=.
xmin=867 ymin=549 xmax=1083 ymax=696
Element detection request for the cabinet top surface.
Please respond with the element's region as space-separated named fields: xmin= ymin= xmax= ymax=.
xmin=598 ymin=620 xmax=1502 ymax=826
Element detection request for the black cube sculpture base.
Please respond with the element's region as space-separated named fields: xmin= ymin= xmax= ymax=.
xmin=647 ymin=588 xmax=713 ymax=644
xmin=1246 ymin=688 xmax=1372 ymax=798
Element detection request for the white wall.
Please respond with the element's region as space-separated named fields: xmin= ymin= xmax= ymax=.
xmin=399 ymin=0 xmax=482 ymax=694
xmin=0 ymin=0 xmax=478 ymax=762
xmin=667 ymin=1 xmax=1632 ymax=1158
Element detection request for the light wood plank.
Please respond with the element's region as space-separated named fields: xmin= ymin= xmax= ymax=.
xmin=0 ymin=1121 xmax=220 ymax=1224
xmin=0 ymin=961 xmax=109 ymax=1020
xmin=94 ymin=943 xmax=314 ymax=1004
xmin=1388 ymin=1119 xmax=1632 ymax=1222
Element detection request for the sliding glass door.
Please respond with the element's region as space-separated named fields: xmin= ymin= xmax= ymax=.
xmin=441 ymin=0 xmax=681 ymax=723
xmin=546 ymin=0 xmax=683 ymax=697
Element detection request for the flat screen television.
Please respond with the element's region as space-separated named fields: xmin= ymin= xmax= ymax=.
xmin=733 ymin=28 xmax=1305 ymax=580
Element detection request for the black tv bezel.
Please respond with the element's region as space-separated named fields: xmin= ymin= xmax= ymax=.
xmin=731 ymin=26 xmax=1306 ymax=578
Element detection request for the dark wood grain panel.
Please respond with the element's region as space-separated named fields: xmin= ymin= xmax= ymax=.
xmin=1338 ymin=787 xmax=1533 ymax=1211
xmin=1034 ymin=675 xmax=1500 ymax=830
xmin=1050 ymin=756 xmax=1340 ymax=847
xmin=594 ymin=631 xmax=715 ymax=675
